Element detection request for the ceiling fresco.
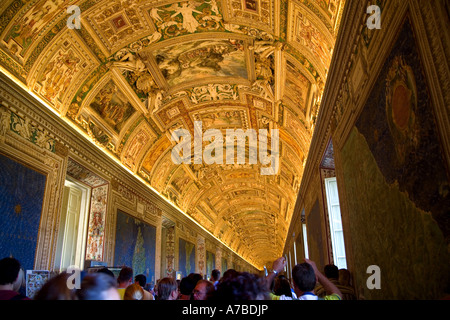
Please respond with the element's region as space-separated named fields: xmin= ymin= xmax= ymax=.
xmin=0 ymin=0 xmax=345 ymax=268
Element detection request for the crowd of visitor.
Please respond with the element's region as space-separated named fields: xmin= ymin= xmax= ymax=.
xmin=0 ymin=255 xmax=357 ymax=300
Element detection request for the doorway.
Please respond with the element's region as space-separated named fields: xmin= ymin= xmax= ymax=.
xmin=54 ymin=179 xmax=90 ymax=272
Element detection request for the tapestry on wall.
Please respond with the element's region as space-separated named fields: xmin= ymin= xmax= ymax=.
xmin=114 ymin=210 xmax=156 ymax=285
xmin=179 ymin=238 xmax=195 ymax=277
xmin=0 ymin=153 xmax=46 ymax=271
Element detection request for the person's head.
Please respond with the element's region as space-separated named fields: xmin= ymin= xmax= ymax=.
xmin=324 ymin=264 xmax=339 ymax=279
xmin=117 ymin=266 xmax=133 ymax=287
xmin=77 ymin=273 xmax=120 ymax=300
xmin=179 ymin=276 xmax=196 ymax=299
xmin=211 ymin=269 xmax=220 ymax=282
xmin=193 ymin=280 xmax=215 ymax=300
xmin=273 ymin=276 xmax=293 ymax=297
xmin=157 ymin=277 xmax=178 ymax=300
xmin=124 ymin=283 xmax=144 ymax=300
xmin=221 ymin=269 xmax=238 ymax=281
xmin=134 ymin=274 xmax=146 ymax=288
xmin=292 ymin=263 xmax=316 ymax=294
xmin=339 ymin=268 xmax=351 ymax=286
xmin=97 ymin=267 xmax=115 ymax=279
xmin=34 ymin=272 xmax=77 ymax=300
xmin=188 ymin=273 xmax=203 ymax=285
xmin=0 ymin=257 xmax=22 ymax=289
xmin=214 ymin=272 xmax=268 ymax=300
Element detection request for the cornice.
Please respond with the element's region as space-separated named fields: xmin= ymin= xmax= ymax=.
xmin=284 ymin=0 xmax=367 ymax=251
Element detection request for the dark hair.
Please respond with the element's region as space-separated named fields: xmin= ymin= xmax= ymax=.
xmin=221 ymin=269 xmax=238 ymax=281
xmin=179 ymin=276 xmax=196 ymax=295
xmin=34 ymin=272 xmax=77 ymax=300
xmin=214 ymin=272 xmax=268 ymax=300
xmin=273 ymin=276 xmax=293 ymax=297
xmin=77 ymin=273 xmax=117 ymax=300
xmin=188 ymin=273 xmax=203 ymax=285
xmin=157 ymin=277 xmax=178 ymax=300
xmin=117 ymin=266 xmax=133 ymax=284
xmin=134 ymin=274 xmax=147 ymax=287
xmin=211 ymin=269 xmax=221 ymax=281
xmin=0 ymin=257 xmax=21 ymax=285
xmin=292 ymin=263 xmax=316 ymax=292
xmin=97 ymin=267 xmax=115 ymax=279
xmin=324 ymin=264 xmax=339 ymax=279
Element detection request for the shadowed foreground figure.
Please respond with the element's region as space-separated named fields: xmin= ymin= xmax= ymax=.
xmin=213 ymin=271 xmax=268 ymax=301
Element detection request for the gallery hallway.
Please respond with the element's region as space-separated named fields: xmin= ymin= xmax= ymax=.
xmin=0 ymin=0 xmax=448 ymax=300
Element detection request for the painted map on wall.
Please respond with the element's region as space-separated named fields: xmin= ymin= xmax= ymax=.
xmin=354 ymin=18 xmax=450 ymax=241
xmin=341 ymin=17 xmax=450 ymax=299
xmin=221 ymin=257 xmax=228 ymax=272
xmin=0 ymin=153 xmax=46 ymax=271
xmin=179 ymin=238 xmax=195 ymax=277
xmin=114 ymin=210 xmax=156 ymax=283
xmin=306 ymin=199 xmax=326 ymax=270
xmin=206 ymin=250 xmax=215 ymax=278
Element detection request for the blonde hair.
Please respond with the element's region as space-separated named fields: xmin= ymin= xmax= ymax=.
xmin=124 ymin=283 xmax=144 ymax=300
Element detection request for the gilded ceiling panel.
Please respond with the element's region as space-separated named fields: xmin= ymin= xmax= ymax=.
xmin=284 ymin=58 xmax=311 ymax=115
xmin=223 ymin=0 xmax=275 ymax=34
xmin=0 ymin=0 xmax=346 ymax=268
xmin=287 ymin=1 xmax=334 ymax=76
xmin=1 ymin=0 xmax=71 ymax=64
xmin=149 ymin=0 xmax=225 ymax=39
xmin=83 ymin=0 xmax=155 ymax=55
xmin=192 ymin=108 xmax=249 ymax=130
xmin=152 ymin=38 xmax=248 ymax=88
xmin=121 ymin=120 xmax=156 ymax=172
xmin=29 ymin=29 xmax=99 ymax=113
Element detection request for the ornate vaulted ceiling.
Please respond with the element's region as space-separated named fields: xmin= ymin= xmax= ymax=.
xmin=0 ymin=0 xmax=345 ymax=268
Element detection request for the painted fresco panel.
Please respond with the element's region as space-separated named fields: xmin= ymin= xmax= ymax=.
xmin=206 ymin=250 xmax=215 ymax=278
xmin=85 ymin=184 xmax=108 ymax=261
xmin=306 ymin=199 xmax=325 ymax=270
xmin=114 ymin=210 xmax=156 ymax=284
xmin=221 ymin=257 xmax=228 ymax=272
xmin=149 ymin=1 xmax=224 ymax=39
xmin=178 ymin=238 xmax=195 ymax=277
xmin=154 ymin=39 xmax=247 ymax=87
xmin=89 ymin=80 xmax=136 ymax=133
xmin=341 ymin=18 xmax=450 ymax=299
xmin=354 ymin=18 xmax=450 ymax=241
xmin=0 ymin=153 xmax=46 ymax=271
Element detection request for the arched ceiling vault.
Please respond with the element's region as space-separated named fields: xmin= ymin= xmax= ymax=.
xmin=0 ymin=0 xmax=345 ymax=269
